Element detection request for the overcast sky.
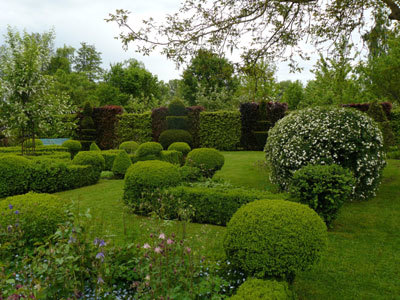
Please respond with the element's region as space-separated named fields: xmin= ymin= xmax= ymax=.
xmin=0 ymin=0 xmax=316 ymax=83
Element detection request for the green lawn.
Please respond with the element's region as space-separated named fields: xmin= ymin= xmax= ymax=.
xmin=56 ymin=152 xmax=400 ymax=299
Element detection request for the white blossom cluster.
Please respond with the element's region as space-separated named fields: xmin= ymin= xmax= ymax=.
xmin=265 ymin=107 xmax=386 ymax=200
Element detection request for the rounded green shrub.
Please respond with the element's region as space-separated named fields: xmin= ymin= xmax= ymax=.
xmin=168 ymin=100 xmax=187 ymax=116
xmin=90 ymin=142 xmax=101 ymax=151
xmin=123 ymin=160 xmax=181 ymax=214
xmin=135 ymin=142 xmax=163 ymax=158
xmin=62 ymin=140 xmax=82 ymax=159
xmin=22 ymin=138 xmax=43 ymax=148
xmin=179 ymin=166 xmax=203 ymax=182
xmin=159 ymin=129 xmax=193 ymax=149
xmin=290 ymin=164 xmax=355 ymax=226
xmin=112 ymin=151 xmax=132 ymax=178
xmin=265 ymin=106 xmax=386 ymax=200
xmin=230 ymin=278 xmax=294 ymax=300
xmin=119 ymin=141 xmax=139 ymax=154
xmin=0 ymin=156 xmax=33 ymax=198
xmin=72 ymin=151 xmax=105 ymax=172
xmin=168 ymin=142 xmax=191 ymax=156
xmin=0 ymin=192 xmax=68 ymax=247
xmin=185 ymin=148 xmax=224 ymax=177
xmin=224 ymin=200 xmax=327 ymax=280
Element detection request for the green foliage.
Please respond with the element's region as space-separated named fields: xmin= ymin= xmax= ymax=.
xmin=89 ymin=142 xmax=101 ymax=151
xmin=290 ymin=164 xmax=355 ymax=226
xmin=117 ymin=112 xmax=152 ymax=143
xmin=159 ymin=129 xmax=193 ymax=149
xmin=0 ymin=192 xmax=68 ymax=248
xmin=390 ymin=108 xmax=400 ymax=144
xmin=367 ymin=101 xmax=396 ymax=149
xmin=160 ymin=150 xmax=183 ymax=165
xmin=166 ymin=116 xmax=188 ymax=129
xmin=112 ymin=151 xmax=132 ymax=178
xmin=179 ymin=166 xmax=203 ymax=182
xmin=62 ymin=139 xmax=82 ymax=159
xmin=73 ymin=42 xmax=103 ymax=81
xmin=0 ymin=156 xmax=33 ymax=198
xmin=224 ymin=200 xmax=327 ymax=280
xmin=367 ymin=100 xmax=388 ymax=122
xmin=123 ymin=160 xmax=181 ymax=214
xmin=168 ymin=100 xmax=187 ymax=116
xmin=185 ymin=148 xmax=225 ymax=177
xmin=83 ymin=101 xmax=94 ymax=115
xmin=119 ymin=141 xmax=139 ymax=154
xmin=265 ymin=107 xmax=386 ymax=200
xmin=22 ymin=139 xmax=44 ymax=148
xmin=135 ymin=142 xmax=163 ymax=158
xmin=100 ymin=150 xmax=123 ymax=171
xmin=168 ymin=142 xmax=191 ymax=156
xmin=72 ymin=151 xmax=105 ymax=173
xmin=198 ymin=111 xmax=241 ymax=150
xmin=281 ymin=80 xmax=305 ymax=110
xmin=230 ymin=278 xmax=294 ymax=300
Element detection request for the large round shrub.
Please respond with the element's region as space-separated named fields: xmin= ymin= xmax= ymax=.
xmin=62 ymin=140 xmax=82 ymax=159
xmin=72 ymin=151 xmax=105 ymax=172
xmin=290 ymin=164 xmax=355 ymax=226
xmin=168 ymin=142 xmax=191 ymax=156
xmin=159 ymin=129 xmax=193 ymax=149
xmin=224 ymin=200 xmax=327 ymax=280
xmin=230 ymin=278 xmax=294 ymax=300
xmin=185 ymin=148 xmax=224 ymax=177
xmin=265 ymin=107 xmax=386 ymax=200
xmin=0 ymin=156 xmax=33 ymax=198
xmin=135 ymin=142 xmax=163 ymax=158
xmin=119 ymin=141 xmax=139 ymax=154
xmin=112 ymin=151 xmax=132 ymax=178
xmin=0 ymin=192 xmax=68 ymax=247
xmin=123 ymin=160 xmax=181 ymax=214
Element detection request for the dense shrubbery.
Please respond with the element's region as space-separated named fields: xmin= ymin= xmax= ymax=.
xmin=179 ymin=166 xmax=203 ymax=182
xmin=168 ymin=100 xmax=187 ymax=116
xmin=151 ymin=107 xmax=168 ymax=141
xmin=135 ymin=142 xmax=163 ymax=158
xmin=160 ymin=150 xmax=183 ymax=165
xmin=342 ymin=102 xmax=392 ymax=118
xmin=92 ymin=105 xmax=123 ymax=149
xmin=185 ymin=148 xmax=225 ymax=177
xmin=112 ymin=151 xmax=132 ymax=178
xmin=72 ymin=151 xmax=105 ymax=173
xmin=62 ymin=140 xmax=82 ymax=159
xmin=265 ymin=107 xmax=386 ymax=200
xmin=290 ymin=164 xmax=355 ymax=226
xmin=90 ymin=142 xmax=101 ymax=151
xmin=119 ymin=141 xmax=139 ymax=154
xmin=101 ymin=149 xmax=124 ymax=171
xmin=123 ymin=160 xmax=181 ymax=214
xmin=240 ymin=102 xmax=259 ymax=150
xmin=0 ymin=145 xmax=67 ymax=154
xmin=159 ymin=129 xmax=193 ymax=149
xmin=166 ymin=116 xmax=188 ymax=130
xmin=0 ymin=156 xmax=33 ymax=198
xmin=117 ymin=112 xmax=152 ymax=143
xmin=230 ymin=278 xmax=294 ymax=300
xmin=168 ymin=142 xmax=191 ymax=156
xmin=224 ymin=200 xmax=327 ymax=280
xmin=22 ymin=138 xmax=44 ymax=148
xmin=390 ymin=108 xmax=400 ymax=144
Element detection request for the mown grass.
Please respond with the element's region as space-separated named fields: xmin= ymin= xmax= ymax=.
xmin=56 ymin=153 xmax=400 ymax=299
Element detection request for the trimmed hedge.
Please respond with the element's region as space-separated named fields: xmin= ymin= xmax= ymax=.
xmin=22 ymin=139 xmax=44 ymax=148
xmin=168 ymin=100 xmax=187 ymax=116
xmin=151 ymin=107 xmax=168 ymax=142
xmin=166 ymin=116 xmax=188 ymax=130
xmin=186 ymin=106 xmax=205 ymax=148
xmin=0 ymin=145 xmax=68 ymax=154
xmin=240 ymin=102 xmax=259 ymax=150
xmin=185 ymin=148 xmax=224 ymax=177
xmin=160 ymin=150 xmax=183 ymax=165
xmin=230 ymin=278 xmax=294 ymax=300
xmin=135 ymin=142 xmax=163 ymax=158
xmin=72 ymin=151 xmax=105 ymax=173
xmin=101 ymin=150 xmax=124 ymax=171
xmin=390 ymin=108 xmax=400 ymax=144
xmin=92 ymin=105 xmax=123 ymax=150
xmin=224 ymin=200 xmax=327 ymax=280
xmin=90 ymin=142 xmax=101 ymax=151
xmin=62 ymin=140 xmax=82 ymax=159
xmin=168 ymin=142 xmax=191 ymax=156
xmin=0 ymin=156 xmax=33 ymax=198
xmin=179 ymin=166 xmax=203 ymax=182
xmin=342 ymin=102 xmax=392 ymax=118
xmin=118 ymin=112 xmax=152 ymax=144
xmin=112 ymin=151 xmax=132 ymax=178
xmin=198 ymin=111 xmax=241 ymax=150
xmin=119 ymin=141 xmax=139 ymax=154
xmin=159 ymin=129 xmax=193 ymax=149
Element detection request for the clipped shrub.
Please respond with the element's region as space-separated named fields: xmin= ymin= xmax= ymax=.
xmin=342 ymin=102 xmax=392 ymax=118
xmin=72 ymin=151 xmax=105 ymax=173
xmin=185 ymin=148 xmax=224 ymax=177
xmin=265 ymin=102 xmax=288 ymax=124
xmin=166 ymin=116 xmax=188 ymax=130
xmin=65 ymin=164 xmax=100 ymax=187
xmin=135 ymin=142 xmax=163 ymax=158
xmin=159 ymin=129 xmax=193 ymax=149
xmin=186 ymin=106 xmax=205 ymax=148
xmin=123 ymin=160 xmax=181 ymax=214
xmin=119 ymin=141 xmax=139 ymax=154
xmin=92 ymin=105 xmax=123 ymax=149
xmin=90 ymin=142 xmax=101 ymax=151
xmin=390 ymin=108 xmax=400 ymax=144
xmin=0 ymin=192 xmax=68 ymax=247
xmin=112 ymin=151 xmax=132 ymax=178
xmin=253 ymin=131 xmax=269 ymax=150
xmin=179 ymin=166 xmax=203 ymax=182
xmin=78 ymin=101 xmax=97 ymax=150
xmin=168 ymin=100 xmax=187 ymax=116
xmin=117 ymin=112 xmax=152 ymax=144
xmin=101 ymin=150 xmax=123 ymax=171
xmin=224 ymin=200 xmax=327 ymax=280
xmin=160 ymin=150 xmax=183 ymax=165
xmin=198 ymin=111 xmax=241 ymax=150
xmin=0 ymin=156 xmax=33 ymax=198
xmin=265 ymin=107 xmax=386 ymax=200
xmin=367 ymin=101 xmax=396 ymax=150
xmin=230 ymin=278 xmax=294 ymax=300
xmin=151 ymin=107 xmax=168 ymax=141
xmin=290 ymin=164 xmax=355 ymax=226
xmin=62 ymin=140 xmax=82 ymax=159
xmin=168 ymin=142 xmax=191 ymax=156
xmin=240 ymin=102 xmax=259 ymax=150
xmin=22 ymin=138 xmax=44 ymax=148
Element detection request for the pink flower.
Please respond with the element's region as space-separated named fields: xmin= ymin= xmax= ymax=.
xmin=154 ymin=247 xmax=162 ymax=253
xmin=143 ymin=243 xmax=151 ymax=249
xmin=159 ymin=233 xmax=165 ymax=239
xmin=186 ymin=247 xmax=191 ymax=254
xmin=167 ymin=239 xmax=174 ymax=245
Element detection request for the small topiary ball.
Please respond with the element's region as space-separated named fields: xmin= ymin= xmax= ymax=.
xmin=265 ymin=106 xmax=386 ymax=200
xmin=62 ymin=140 xmax=82 ymax=159
xmin=119 ymin=141 xmax=139 ymax=154
xmin=72 ymin=151 xmax=105 ymax=173
xmin=224 ymin=200 xmax=327 ymax=281
xmin=135 ymin=142 xmax=163 ymax=158
xmin=112 ymin=151 xmax=132 ymax=179
xmin=0 ymin=156 xmax=33 ymax=198
xmin=90 ymin=142 xmax=101 ymax=151
xmin=185 ymin=148 xmax=224 ymax=177
xmin=123 ymin=160 xmax=181 ymax=214
xmin=0 ymin=192 xmax=68 ymax=248
xmin=168 ymin=100 xmax=187 ymax=116
xmin=159 ymin=129 xmax=193 ymax=149
xmin=229 ymin=278 xmax=294 ymax=300
xmin=168 ymin=142 xmax=191 ymax=156
xmin=22 ymin=138 xmax=44 ymax=148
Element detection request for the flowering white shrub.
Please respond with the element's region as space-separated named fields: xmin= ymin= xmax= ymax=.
xmin=265 ymin=106 xmax=386 ymax=200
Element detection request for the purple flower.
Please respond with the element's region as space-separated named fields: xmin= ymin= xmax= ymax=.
xmin=159 ymin=233 xmax=165 ymax=240
xmin=96 ymin=252 xmax=105 ymax=262
xmin=8 ymin=204 xmax=13 ymax=210
xmin=97 ymin=276 xmax=104 ymax=284
xmin=143 ymin=243 xmax=151 ymax=249
xmin=68 ymin=236 xmax=76 ymax=244
xmin=186 ymin=247 xmax=191 ymax=254
xmin=14 ymin=210 xmax=19 ymax=215
xmin=167 ymin=239 xmax=174 ymax=245
xmin=154 ymin=247 xmax=162 ymax=253
xmin=94 ymin=238 xmax=106 ymax=247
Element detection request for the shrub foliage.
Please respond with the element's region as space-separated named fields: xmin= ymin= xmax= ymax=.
xmin=230 ymin=278 xmax=294 ymax=300
xmin=185 ymin=148 xmax=225 ymax=177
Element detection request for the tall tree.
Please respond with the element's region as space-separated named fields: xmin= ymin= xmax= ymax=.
xmin=281 ymin=80 xmax=305 ymax=109
xmin=73 ymin=42 xmax=103 ymax=81
xmin=47 ymin=45 xmax=75 ymax=74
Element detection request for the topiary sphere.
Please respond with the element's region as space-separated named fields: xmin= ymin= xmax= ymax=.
xmin=119 ymin=141 xmax=139 ymax=154
xmin=72 ymin=151 xmax=105 ymax=173
xmin=62 ymin=140 xmax=82 ymax=159
xmin=265 ymin=106 xmax=386 ymax=200
xmin=135 ymin=142 xmax=163 ymax=158
xmin=23 ymin=138 xmax=44 ymax=148
xmin=159 ymin=129 xmax=193 ymax=149
xmin=229 ymin=278 xmax=294 ymax=300
xmin=0 ymin=156 xmax=33 ymax=198
xmin=168 ymin=142 xmax=191 ymax=156
xmin=224 ymin=200 xmax=327 ymax=280
xmin=112 ymin=151 xmax=132 ymax=178
xmin=185 ymin=148 xmax=224 ymax=177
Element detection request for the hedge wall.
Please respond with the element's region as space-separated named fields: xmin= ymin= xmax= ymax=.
xmin=93 ymin=105 xmax=123 ymax=150
xmin=342 ymin=102 xmax=392 ymax=118
xmin=186 ymin=106 xmax=205 ymax=148
xmin=391 ymin=108 xmax=400 ymax=144
xmin=198 ymin=111 xmax=241 ymax=150
xmin=239 ymin=102 xmax=259 ymax=150
xmin=151 ymin=107 xmax=168 ymax=142
xmin=117 ymin=112 xmax=153 ymax=144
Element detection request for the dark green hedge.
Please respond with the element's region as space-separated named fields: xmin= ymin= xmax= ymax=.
xmin=391 ymin=108 xmax=400 ymax=144
xmin=0 ymin=145 xmax=68 ymax=154
xmin=117 ymin=112 xmax=152 ymax=144
xmin=198 ymin=111 xmax=241 ymax=150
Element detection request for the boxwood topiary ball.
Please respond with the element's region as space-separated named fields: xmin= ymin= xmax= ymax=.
xmin=119 ymin=141 xmax=139 ymax=154
xmin=62 ymin=140 xmax=82 ymax=159
xmin=168 ymin=142 xmax=191 ymax=156
xmin=0 ymin=155 xmax=33 ymax=198
xmin=112 ymin=151 xmax=132 ymax=178
xmin=159 ymin=129 xmax=193 ymax=149
xmin=185 ymin=148 xmax=224 ymax=177
xmin=72 ymin=151 xmax=105 ymax=173
xmin=135 ymin=142 xmax=163 ymax=158
xmin=229 ymin=278 xmax=294 ymax=300
xmin=224 ymin=199 xmax=327 ymax=281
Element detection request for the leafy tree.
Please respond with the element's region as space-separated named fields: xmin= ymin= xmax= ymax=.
xmin=47 ymin=45 xmax=75 ymax=75
xmin=73 ymin=42 xmax=103 ymax=81
xmin=281 ymin=80 xmax=305 ymax=109
xmin=0 ymin=27 xmax=72 ymax=153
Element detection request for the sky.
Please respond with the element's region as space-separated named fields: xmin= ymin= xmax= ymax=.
xmin=0 ymin=0 xmax=317 ymax=83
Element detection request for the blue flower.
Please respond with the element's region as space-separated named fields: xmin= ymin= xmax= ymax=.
xmin=8 ymin=204 xmax=13 ymax=210
xmin=96 ymin=252 xmax=105 ymax=262
xmin=14 ymin=210 xmax=19 ymax=215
